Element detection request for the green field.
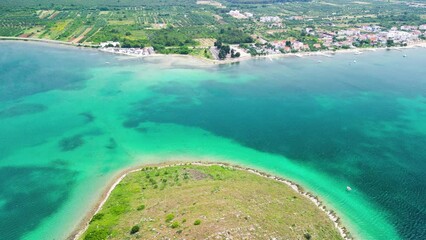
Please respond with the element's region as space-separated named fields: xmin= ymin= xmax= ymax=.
xmin=1 ymin=0 xmax=424 ymax=56
xmin=80 ymin=164 xmax=343 ymax=240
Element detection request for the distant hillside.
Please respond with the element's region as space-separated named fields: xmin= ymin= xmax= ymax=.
xmin=0 ymin=0 xmax=311 ymax=8
xmin=0 ymin=0 xmax=196 ymax=8
xmin=224 ymin=0 xmax=310 ymax=4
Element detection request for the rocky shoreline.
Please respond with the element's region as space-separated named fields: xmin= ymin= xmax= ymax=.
xmin=70 ymin=161 xmax=353 ymax=240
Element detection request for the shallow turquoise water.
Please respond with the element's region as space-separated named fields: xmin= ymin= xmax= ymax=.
xmin=0 ymin=42 xmax=425 ymax=240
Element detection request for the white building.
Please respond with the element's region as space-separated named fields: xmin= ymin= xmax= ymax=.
xmin=387 ymin=31 xmax=418 ymax=42
xmin=400 ymin=25 xmax=418 ymax=31
xmin=100 ymin=41 xmax=120 ymax=48
xmin=292 ymin=41 xmax=304 ymax=50
xmin=245 ymin=12 xmax=254 ymax=18
xmin=260 ymin=16 xmax=281 ymax=23
xmin=372 ymin=26 xmax=382 ymax=32
xmin=229 ymin=10 xmax=247 ymax=19
xmin=338 ymin=29 xmax=360 ymax=36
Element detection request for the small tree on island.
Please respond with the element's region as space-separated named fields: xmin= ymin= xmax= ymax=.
xmin=304 ymin=232 xmax=311 ymax=240
xmin=171 ymin=221 xmax=180 ymax=228
xmin=137 ymin=204 xmax=145 ymax=211
xmin=165 ymin=213 xmax=175 ymax=222
xmin=130 ymin=225 xmax=140 ymax=234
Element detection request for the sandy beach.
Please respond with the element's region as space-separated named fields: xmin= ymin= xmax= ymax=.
xmin=98 ymin=40 xmax=426 ymax=65
xmin=2 ymin=36 xmax=425 ymax=66
xmin=70 ymin=161 xmax=353 ymax=240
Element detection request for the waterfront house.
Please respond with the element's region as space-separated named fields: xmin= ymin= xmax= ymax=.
xmin=100 ymin=41 xmax=120 ymax=48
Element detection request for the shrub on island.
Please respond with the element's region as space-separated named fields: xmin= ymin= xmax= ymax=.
xmin=130 ymin=225 xmax=140 ymax=234
xmin=165 ymin=213 xmax=175 ymax=222
xmin=137 ymin=204 xmax=145 ymax=211
xmin=84 ymin=228 xmax=109 ymax=240
xmin=89 ymin=213 xmax=104 ymax=223
xmin=304 ymin=232 xmax=312 ymax=239
xmin=171 ymin=221 xmax=180 ymax=229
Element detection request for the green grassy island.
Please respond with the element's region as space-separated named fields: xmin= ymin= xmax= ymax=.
xmin=78 ymin=164 xmax=344 ymax=240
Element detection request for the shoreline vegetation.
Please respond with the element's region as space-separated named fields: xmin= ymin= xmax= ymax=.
xmin=1 ymin=37 xmax=426 ymax=65
xmin=70 ymin=162 xmax=353 ymax=240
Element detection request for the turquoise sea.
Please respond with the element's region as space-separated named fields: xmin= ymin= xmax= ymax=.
xmin=0 ymin=42 xmax=425 ymax=240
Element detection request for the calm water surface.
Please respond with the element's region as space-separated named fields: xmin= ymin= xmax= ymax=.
xmin=0 ymin=42 xmax=425 ymax=240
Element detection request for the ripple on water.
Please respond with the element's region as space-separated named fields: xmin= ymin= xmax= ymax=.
xmin=0 ymin=166 xmax=76 ymax=240
xmin=0 ymin=104 xmax=47 ymax=119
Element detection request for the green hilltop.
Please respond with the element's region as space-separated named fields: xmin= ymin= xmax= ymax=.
xmin=80 ymin=164 xmax=343 ymax=240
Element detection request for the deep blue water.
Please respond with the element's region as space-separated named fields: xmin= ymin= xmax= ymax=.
xmin=125 ymin=51 xmax=426 ymax=239
xmin=0 ymin=42 xmax=425 ymax=239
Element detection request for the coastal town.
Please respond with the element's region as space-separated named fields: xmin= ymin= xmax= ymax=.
xmin=2 ymin=0 xmax=426 ymax=61
xmin=226 ymin=10 xmax=426 ymax=56
xmin=246 ymin=23 xmax=426 ymax=56
xmin=2 ymin=1 xmax=426 ymax=240
xmin=98 ymin=22 xmax=426 ymax=60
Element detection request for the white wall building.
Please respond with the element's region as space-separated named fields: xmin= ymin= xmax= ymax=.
xmin=260 ymin=16 xmax=281 ymax=23
xmin=100 ymin=41 xmax=120 ymax=48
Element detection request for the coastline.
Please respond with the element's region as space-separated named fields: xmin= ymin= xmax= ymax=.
xmin=70 ymin=161 xmax=352 ymax=240
xmin=0 ymin=36 xmax=426 ymax=238
xmin=97 ymin=40 xmax=426 ymax=65
xmin=1 ymin=41 xmax=414 ymax=240
xmin=0 ymin=36 xmax=95 ymax=47
xmin=2 ymin=36 xmax=425 ymax=65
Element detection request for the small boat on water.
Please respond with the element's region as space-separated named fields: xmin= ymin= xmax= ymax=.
xmin=353 ymin=60 xmax=357 ymax=63
xmin=403 ymin=54 xmax=407 ymax=58
xmin=346 ymin=186 xmax=352 ymax=191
